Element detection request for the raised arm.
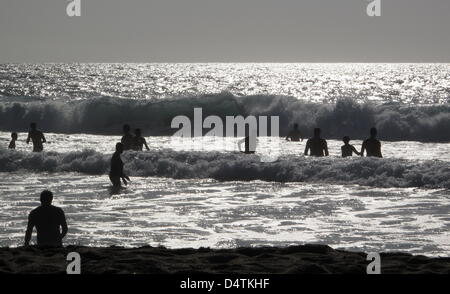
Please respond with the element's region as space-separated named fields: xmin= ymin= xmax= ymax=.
xmin=41 ymin=132 xmax=46 ymax=143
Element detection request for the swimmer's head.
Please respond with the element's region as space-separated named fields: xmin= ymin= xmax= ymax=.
xmin=370 ymin=127 xmax=378 ymax=137
xmin=40 ymin=190 xmax=53 ymax=206
xmin=343 ymin=136 xmax=350 ymax=144
xmin=314 ymin=128 xmax=321 ymax=137
xmin=11 ymin=132 xmax=18 ymax=140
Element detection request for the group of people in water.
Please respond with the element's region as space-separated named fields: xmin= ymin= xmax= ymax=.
xmin=7 ymin=122 xmax=382 ymax=190
xmin=285 ymin=123 xmax=382 ymax=158
xmin=18 ymin=122 xmax=383 ymax=247
xmin=7 ymin=123 xmax=149 ymax=153
xmin=109 ymin=124 xmax=151 ymax=188
xmin=8 ymin=122 xmax=47 ymax=152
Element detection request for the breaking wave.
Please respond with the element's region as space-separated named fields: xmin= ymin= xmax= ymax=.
xmin=1 ymin=148 xmax=449 ymax=189
xmin=0 ymin=93 xmax=449 ymax=142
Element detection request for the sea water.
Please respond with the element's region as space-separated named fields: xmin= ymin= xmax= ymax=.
xmin=0 ymin=63 xmax=449 ymax=256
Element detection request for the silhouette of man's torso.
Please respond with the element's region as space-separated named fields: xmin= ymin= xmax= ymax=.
xmin=121 ymin=134 xmax=135 ymax=150
xmin=341 ymin=144 xmax=358 ymax=157
xmin=362 ymin=138 xmax=382 ymax=157
xmin=28 ymin=130 xmax=45 ymax=152
xmin=306 ymin=137 xmax=327 ymax=156
xmin=28 ymin=205 xmax=66 ymax=246
xmin=287 ymin=130 xmax=302 ymax=142
xmin=110 ymin=152 xmax=123 ymax=176
xmin=243 ymin=136 xmax=256 ymax=153
xmin=133 ymin=137 xmax=146 ymax=151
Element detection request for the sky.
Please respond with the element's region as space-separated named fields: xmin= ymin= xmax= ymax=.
xmin=0 ymin=0 xmax=449 ymax=62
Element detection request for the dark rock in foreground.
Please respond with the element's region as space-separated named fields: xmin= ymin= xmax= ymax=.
xmin=0 ymin=244 xmax=448 ymax=274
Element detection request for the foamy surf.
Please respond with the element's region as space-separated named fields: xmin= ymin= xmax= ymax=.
xmin=0 ymin=147 xmax=449 ymax=189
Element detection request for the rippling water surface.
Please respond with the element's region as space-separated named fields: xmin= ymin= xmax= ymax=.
xmin=1 ymin=63 xmax=449 ymax=103
xmin=0 ymin=63 xmax=449 ymax=256
xmin=0 ymin=173 xmax=448 ymax=256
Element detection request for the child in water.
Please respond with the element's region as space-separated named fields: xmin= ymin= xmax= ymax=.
xmin=341 ymin=136 xmax=361 ymax=157
xmin=8 ymin=132 xmax=17 ymax=149
xmin=133 ymin=128 xmax=150 ymax=151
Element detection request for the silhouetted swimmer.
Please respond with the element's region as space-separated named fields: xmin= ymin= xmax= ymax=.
xmin=109 ymin=143 xmax=130 ymax=187
xmin=304 ymin=128 xmax=329 ymax=157
xmin=341 ymin=136 xmax=361 ymax=157
xmin=121 ymin=124 xmax=135 ymax=151
xmin=26 ymin=123 xmax=46 ymax=152
xmin=238 ymin=127 xmax=256 ymax=154
xmin=286 ymin=123 xmax=303 ymax=142
xmin=24 ymin=190 xmax=68 ymax=247
xmin=133 ymin=128 xmax=150 ymax=151
xmin=361 ymin=128 xmax=382 ymax=158
xmin=8 ymin=132 xmax=17 ymax=149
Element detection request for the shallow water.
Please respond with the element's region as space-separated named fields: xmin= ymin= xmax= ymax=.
xmin=0 ymin=172 xmax=448 ymax=256
xmin=1 ymin=132 xmax=449 ymax=162
xmin=0 ymin=63 xmax=448 ymax=257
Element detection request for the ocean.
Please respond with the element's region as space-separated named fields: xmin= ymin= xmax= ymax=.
xmin=0 ymin=63 xmax=449 ymax=256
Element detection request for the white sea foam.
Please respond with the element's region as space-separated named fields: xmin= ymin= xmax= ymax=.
xmin=1 ymin=147 xmax=449 ymax=189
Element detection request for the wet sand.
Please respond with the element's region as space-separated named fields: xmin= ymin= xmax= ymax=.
xmin=0 ymin=244 xmax=448 ymax=274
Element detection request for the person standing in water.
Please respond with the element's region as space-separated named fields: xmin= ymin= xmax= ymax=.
xmin=133 ymin=128 xmax=150 ymax=151
xmin=285 ymin=123 xmax=303 ymax=142
xmin=341 ymin=136 xmax=361 ymax=157
xmin=26 ymin=123 xmax=46 ymax=152
xmin=238 ymin=126 xmax=257 ymax=154
xmin=8 ymin=132 xmax=18 ymax=149
xmin=304 ymin=128 xmax=329 ymax=157
xmin=24 ymin=190 xmax=68 ymax=247
xmin=121 ymin=124 xmax=135 ymax=151
xmin=361 ymin=127 xmax=382 ymax=158
xmin=109 ymin=143 xmax=130 ymax=187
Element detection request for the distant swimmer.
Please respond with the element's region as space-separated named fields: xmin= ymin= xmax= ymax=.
xmin=24 ymin=190 xmax=68 ymax=247
xmin=341 ymin=136 xmax=361 ymax=157
xmin=133 ymin=128 xmax=150 ymax=151
xmin=238 ymin=127 xmax=257 ymax=154
xmin=304 ymin=128 xmax=329 ymax=157
xmin=8 ymin=132 xmax=17 ymax=149
xmin=285 ymin=123 xmax=303 ymax=142
xmin=121 ymin=124 xmax=135 ymax=151
xmin=26 ymin=123 xmax=46 ymax=152
xmin=109 ymin=143 xmax=130 ymax=187
xmin=361 ymin=127 xmax=382 ymax=158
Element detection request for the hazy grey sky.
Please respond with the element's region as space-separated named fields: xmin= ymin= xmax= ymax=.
xmin=0 ymin=0 xmax=449 ymax=62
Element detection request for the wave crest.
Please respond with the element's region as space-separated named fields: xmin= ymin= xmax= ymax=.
xmin=0 ymin=93 xmax=449 ymax=142
xmin=1 ymin=148 xmax=449 ymax=189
